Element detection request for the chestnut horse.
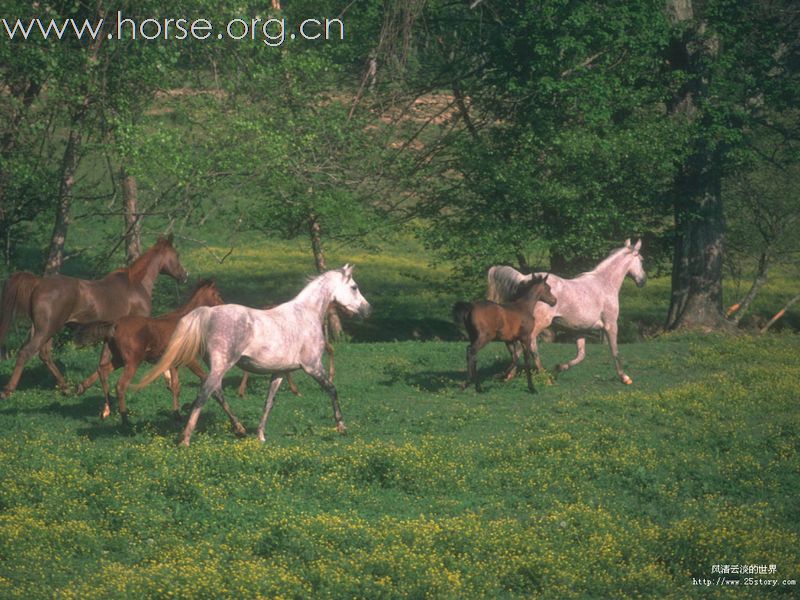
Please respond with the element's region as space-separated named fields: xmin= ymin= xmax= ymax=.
xmin=453 ymin=275 xmax=556 ymax=393
xmin=0 ymin=235 xmax=188 ymax=398
xmin=75 ymin=279 xmax=227 ymax=423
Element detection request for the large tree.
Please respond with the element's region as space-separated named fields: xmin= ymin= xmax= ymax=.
xmin=664 ymin=0 xmax=800 ymax=329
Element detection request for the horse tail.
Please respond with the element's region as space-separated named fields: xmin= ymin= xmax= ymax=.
xmin=73 ymin=322 xmax=116 ymax=347
xmin=453 ymin=301 xmax=473 ymax=330
xmin=133 ymin=308 xmax=209 ymax=390
xmin=487 ymin=265 xmax=530 ymax=303
xmin=0 ymin=272 xmax=40 ymax=357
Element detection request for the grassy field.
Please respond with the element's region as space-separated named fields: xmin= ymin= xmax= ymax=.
xmin=0 ymin=236 xmax=798 ymax=598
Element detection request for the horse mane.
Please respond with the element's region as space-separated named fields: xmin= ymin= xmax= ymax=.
xmin=508 ymin=274 xmax=547 ymax=302
xmin=574 ymin=247 xmax=630 ymax=277
xmin=127 ymin=236 xmax=173 ymax=283
xmin=487 ymin=265 xmax=531 ymax=303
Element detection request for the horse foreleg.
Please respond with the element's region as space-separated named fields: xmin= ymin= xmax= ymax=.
xmin=76 ymin=343 xmax=112 ymax=395
xmin=257 ymin=374 xmax=284 ymax=443
xmin=326 ymin=341 xmax=335 ymax=382
xmin=604 ymin=322 xmax=632 ymax=385
xmin=304 ymin=363 xmax=346 ymax=434
xmin=555 ymin=337 xmax=586 ymax=377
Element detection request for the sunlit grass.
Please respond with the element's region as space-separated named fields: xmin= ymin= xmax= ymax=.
xmin=0 ymin=330 xmax=798 ymax=598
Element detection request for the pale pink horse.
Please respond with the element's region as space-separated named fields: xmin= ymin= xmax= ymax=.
xmin=487 ymin=239 xmax=646 ymax=384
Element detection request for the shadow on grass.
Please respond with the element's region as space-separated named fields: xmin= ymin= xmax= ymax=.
xmin=390 ymin=360 xmax=516 ymax=393
xmin=0 ymin=394 xmax=102 ymax=421
xmin=74 ymin=406 xmax=246 ymax=441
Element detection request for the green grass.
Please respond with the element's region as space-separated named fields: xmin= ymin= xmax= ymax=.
xmin=0 ymin=331 xmax=798 ymax=598
xmin=1 ymin=228 xmax=799 ymax=598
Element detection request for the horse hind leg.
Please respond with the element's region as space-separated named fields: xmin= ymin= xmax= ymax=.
xmin=97 ymin=358 xmax=115 ymax=420
xmin=38 ymin=339 xmax=70 ymax=394
xmin=180 ymin=370 xmax=223 ymax=447
xmin=521 ymin=341 xmax=536 ymax=393
xmin=213 ymin=388 xmax=246 ymax=438
xmin=498 ymin=341 xmax=520 ymax=380
xmin=2 ymin=328 xmax=51 ymax=398
xmin=237 ymin=371 xmax=249 ymax=397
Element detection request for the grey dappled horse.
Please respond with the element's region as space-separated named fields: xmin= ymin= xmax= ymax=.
xmin=136 ymin=264 xmax=371 ymax=446
xmin=487 ymin=239 xmax=646 ymax=384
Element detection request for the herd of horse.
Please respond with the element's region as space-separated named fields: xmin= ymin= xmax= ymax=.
xmin=0 ymin=236 xmax=646 ymax=445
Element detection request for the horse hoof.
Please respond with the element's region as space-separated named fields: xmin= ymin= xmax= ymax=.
xmin=0 ymin=390 xmax=10 ymax=400
xmin=100 ymin=406 xmax=111 ymax=420
xmin=177 ymin=438 xmax=190 ymax=448
xmin=75 ymin=384 xmax=85 ymax=396
xmin=622 ymin=375 xmax=633 ymax=385
xmin=233 ymin=424 xmax=247 ymax=438
xmin=336 ymin=422 xmax=347 ymax=435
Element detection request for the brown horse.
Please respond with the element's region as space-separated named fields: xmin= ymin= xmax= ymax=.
xmin=0 ymin=235 xmax=188 ymax=399
xmin=453 ymin=275 xmax=556 ymax=393
xmin=74 ymin=279 xmax=229 ymax=424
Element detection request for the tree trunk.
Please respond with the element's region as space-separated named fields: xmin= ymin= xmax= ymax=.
xmin=666 ymin=156 xmax=730 ymax=330
xmin=44 ymin=127 xmax=82 ymax=276
xmin=309 ymin=212 xmax=343 ymax=339
xmin=122 ymin=167 xmax=142 ymax=263
xmin=664 ymin=0 xmax=733 ymax=331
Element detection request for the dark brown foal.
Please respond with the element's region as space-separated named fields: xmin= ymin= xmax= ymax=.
xmin=453 ymin=275 xmax=556 ymax=393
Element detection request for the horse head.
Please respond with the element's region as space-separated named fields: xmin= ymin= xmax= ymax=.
xmin=156 ymin=234 xmax=189 ymax=283
xmin=189 ymin=278 xmax=225 ymax=308
xmin=624 ymin=239 xmax=647 ymax=288
xmin=532 ymin=274 xmax=557 ymax=306
xmin=332 ymin=264 xmax=372 ymax=318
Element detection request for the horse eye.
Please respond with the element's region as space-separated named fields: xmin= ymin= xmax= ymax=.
xmin=351 ymin=284 xmax=358 ymax=291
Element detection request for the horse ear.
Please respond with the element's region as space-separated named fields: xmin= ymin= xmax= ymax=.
xmin=166 ymin=233 xmax=174 ymax=245
xmin=633 ymin=239 xmax=642 ymax=252
xmin=341 ymin=264 xmax=354 ymax=279
xmin=624 ymin=239 xmax=631 ymax=249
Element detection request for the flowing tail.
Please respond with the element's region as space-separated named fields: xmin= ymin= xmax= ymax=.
xmin=133 ymin=308 xmax=209 ymax=390
xmin=453 ymin=301 xmax=473 ymax=331
xmin=0 ymin=272 xmax=40 ymax=358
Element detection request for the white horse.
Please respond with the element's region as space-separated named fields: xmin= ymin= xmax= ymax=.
xmin=136 ymin=265 xmax=371 ymax=446
xmin=487 ymin=239 xmax=646 ymax=384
